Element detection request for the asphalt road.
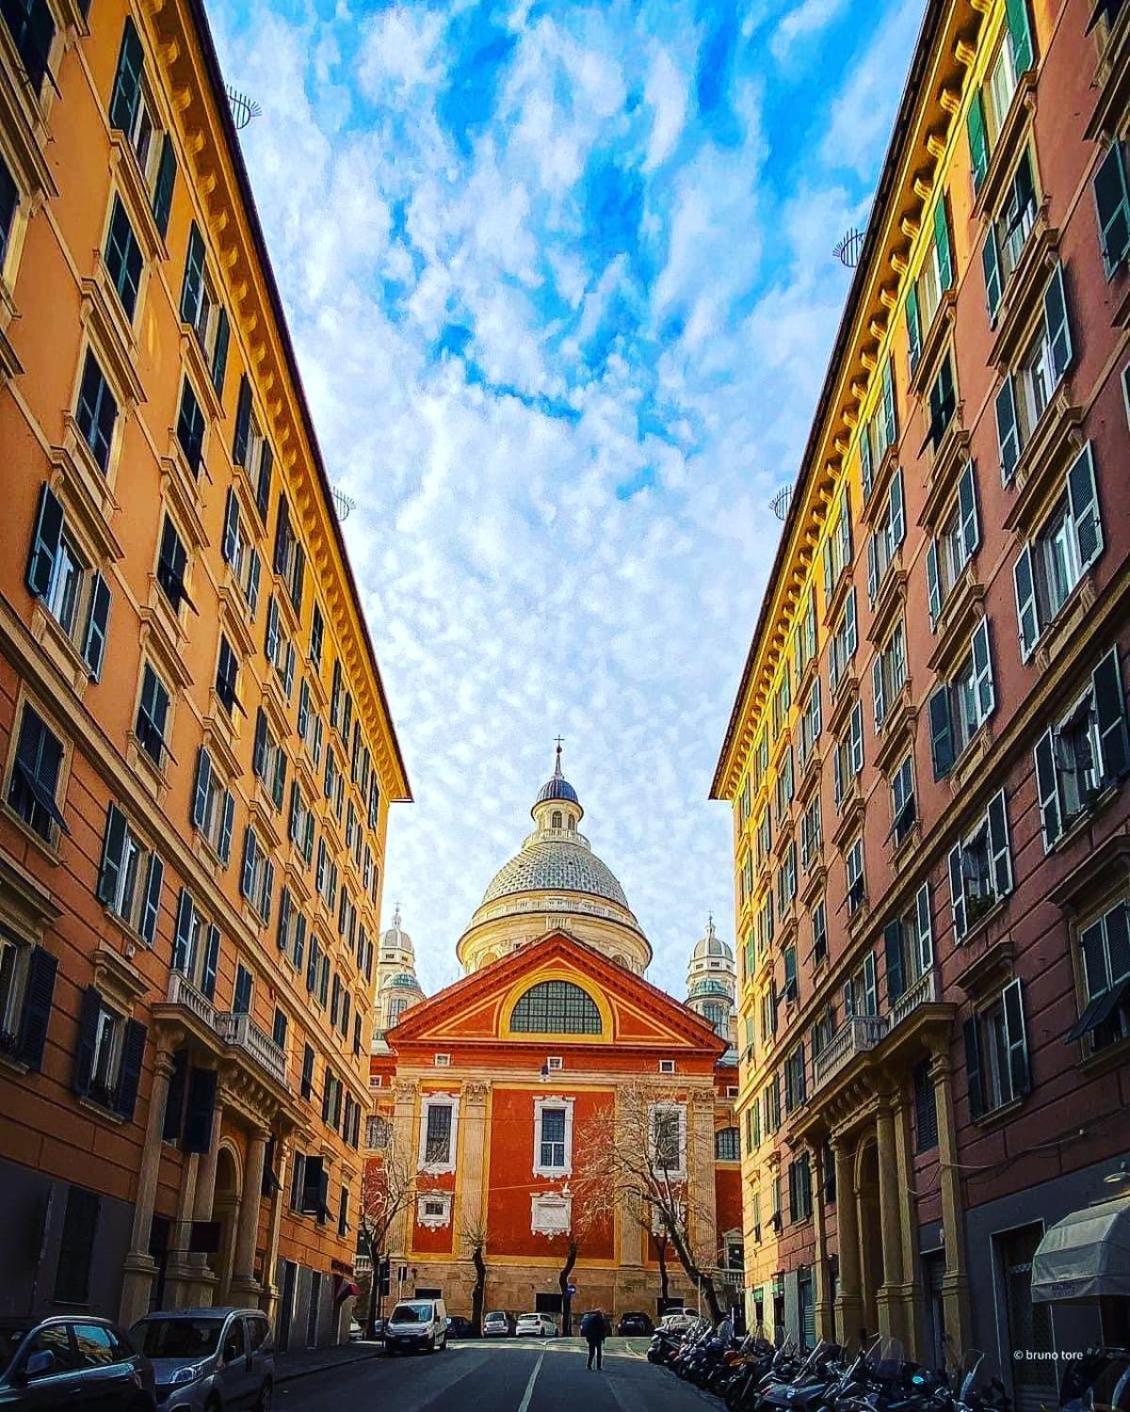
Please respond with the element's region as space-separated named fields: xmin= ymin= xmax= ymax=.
xmin=278 ymin=1337 xmax=719 ymax=1411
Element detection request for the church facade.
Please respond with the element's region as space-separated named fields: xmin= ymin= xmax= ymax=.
xmin=366 ymin=751 xmax=743 ymax=1320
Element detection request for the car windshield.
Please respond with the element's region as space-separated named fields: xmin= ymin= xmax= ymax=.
xmin=390 ymin=1303 xmax=433 ymax=1324
xmin=0 ymin=1324 xmax=34 ymax=1377
xmin=485 ymin=1312 xmax=507 ymax=1321
xmin=130 ymin=1317 xmax=225 ymax=1360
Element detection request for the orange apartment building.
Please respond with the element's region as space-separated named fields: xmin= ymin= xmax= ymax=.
xmin=0 ymin=0 xmax=409 ymax=1348
xmin=712 ymin=0 xmax=1130 ymax=1388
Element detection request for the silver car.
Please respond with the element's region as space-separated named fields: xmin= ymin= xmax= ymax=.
xmin=130 ymin=1307 xmax=274 ymax=1410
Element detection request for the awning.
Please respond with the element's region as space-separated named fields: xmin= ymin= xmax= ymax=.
xmin=334 ymin=1280 xmax=361 ymax=1303
xmin=1031 ymin=1194 xmax=1130 ymax=1302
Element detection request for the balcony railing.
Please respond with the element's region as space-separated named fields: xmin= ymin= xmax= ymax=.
xmin=166 ymin=971 xmax=216 ymax=1029
xmin=890 ymin=968 xmax=938 ymax=1031
xmin=354 ymin=1254 xmax=373 ymax=1276
xmin=216 ymin=1011 xmax=288 ymax=1087
xmin=814 ymin=1014 xmax=888 ymax=1089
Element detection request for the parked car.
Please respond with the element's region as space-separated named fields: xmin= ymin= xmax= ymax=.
xmin=370 ymin=1319 xmax=386 ymax=1340
xmin=616 ymin=1311 xmax=654 ymax=1336
xmin=656 ymin=1310 xmax=695 ymax=1334
xmin=481 ymin=1311 xmax=514 ymax=1338
xmin=445 ymin=1317 xmax=477 ymax=1340
xmin=384 ymin=1299 xmax=448 ymax=1355
xmin=349 ymin=1320 xmax=364 ymax=1341
xmin=130 ymin=1307 xmax=273 ymax=1410
xmin=515 ymin=1313 xmax=557 ymax=1338
xmin=0 ymin=1313 xmax=155 ymax=1409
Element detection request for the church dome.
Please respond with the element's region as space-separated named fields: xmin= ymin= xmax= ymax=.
xmin=481 ymin=837 xmax=630 ymax=910
xmin=535 ymin=774 xmax=580 ymax=806
xmin=381 ymin=907 xmax=414 ymax=956
xmin=691 ymin=917 xmax=732 ymax=961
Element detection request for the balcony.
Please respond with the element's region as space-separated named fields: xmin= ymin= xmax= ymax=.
xmin=890 ymin=968 xmax=938 ymax=1032
xmin=216 ymin=1012 xmax=288 ymax=1088
xmin=166 ymin=972 xmax=216 ymax=1029
xmin=813 ymin=1015 xmax=887 ymax=1090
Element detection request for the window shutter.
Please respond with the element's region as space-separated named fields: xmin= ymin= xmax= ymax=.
xmin=114 ymin=1019 xmax=147 ymax=1119
xmin=928 ymin=685 xmax=954 ymax=779
xmin=916 ymin=882 xmax=933 ymax=971
xmin=306 ymin=940 xmax=319 ymax=993
xmin=72 ymin=985 xmax=102 ymax=1097
xmin=233 ymin=375 xmax=252 ymax=467
xmin=221 ymin=494 xmax=239 ymax=568
xmin=948 ymin=842 xmax=967 ymax=940
xmin=1002 ymin=977 xmax=1031 ymax=1097
xmin=963 ymin=1018 xmax=985 ymax=1119
xmin=274 ymin=497 xmax=290 ymax=575
xmin=1034 ymin=728 xmax=1063 ymax=851
xmin=253 ymin=709 xmax=268 ymax=781
xmin=257 ymin=445 xmax=273 ymax=521
xmin=863 ymin=952 xmax=878 ymax=1013
xmin=291 ymin=543 xmax=305 ymax=615
xmin=1042 ymin=262 xmax=1073 ymax=382
xmin=884 ymin=919 xmax=905 ymax=1001
xmin=277 ymin=887 xmax=291 ymax=951
xmin=1092 ymin=143 xmax=1130 ymax=275
xmin=140 ymin=855 xmax=163 ymax=945
xmin=295 ymin=914 xmax=307 ymax=970
xmin=273 ymin=752 xmax=286 ymax=812
xmin=303 ymin=814 xmax=314 ymax=865
xmin=81 ymin=572 xmax=111 ymax=681
xmin=1093 ymin=648 xmax=1130 ymax=781
xmin=109 ymin=18 xmax=143 ymax=133
xmin=241 ymin=828 xmax=256 ymax=900
xmin=845 ymin=586 xmax=857 ymax=657
xmin=211 ymin=307 xmax=230 ymax=396
xmin=982 ymin=228 xmax=1002 ymax=320
xmin=850 ymin=702 xmax=864 ymax=774
xmin=297 ymin=681 xmax=309 ymax=739
xmin=958 ymin=462 xmax=979 ymax=560
xmin=881 ymin=358 xmax=897 ymax=451
xmin=1013 ymin=544 xmax=1039 ymax=660
xmin=192 ymin=747 xmax=212 ymax=830
xmin=1004 ymin=0 xmax=1034 ymax=75
xmin=1067 ymin=443 xmax=1103 ymax=572
xmin=971 ymin=618 xmax=995 ymax=722
xmin=986 ymin=788 xmax=1013 ymax=898
xmin=890 ymin=468 xmax=905 ymax=546
xmin=183 ymin=1065 xmax=218 ymax=1153
xmin=162 ymin=1047 xmax=188 ymax=1140
xmin=866 ymin=535 xmax=878 ymax=604
xmin=860 ymin=425 xmax=873 ymax=501
xmin=265 ymin=596 xmax=279 ymax=662
xmin=996 ymin=377 xmax=1020 ymax=481
xmin=284 ymin=642 xmax=296 ymax=700
xmin=25 ymin=482 xmax=64 ymax=599
xmin=179 ymin=223 xmax=205 ymax=325
xmin=247 ymin=551 xmax=261 ymax=616
xmin=812 ymin=678 xmax=821 ymax=737
xmin=173 ymin=889 xmax=193 ymax=972
xmin=821 ymin=540 xmax=833 ymax=601
xmin=967 ymin=92 xmax=989 ymax=192
xmin=218 ymin=791 xmax=235 ymax=864
xmin=96 ymin=802 xmax=128 ymax=905
xmin=16 ymin=946 xmax=57 ymax=1071
xmin=262 ymin=860 xmax=275 ymax=926
xmin=934 ymin=195 xmax=953 ymax=289
xmin=873 ymin=655 xmax=886 ymax=732
xmin=906 ymin=284 xmax=921 ymax=373
xmin=202 ymin=925 xmax=220 ymax=1000
xmin=152 ymin=134 xmax=177 ymax=237
xmin=926 ymin=540 xmax=941 ymax=627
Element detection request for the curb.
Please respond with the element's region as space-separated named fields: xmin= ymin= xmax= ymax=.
xmin=275 ymin=1347 xmax=384 ymax=1385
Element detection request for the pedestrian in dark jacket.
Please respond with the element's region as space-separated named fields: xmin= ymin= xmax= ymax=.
xmin=580 ymin=1309 xmax=608 ymax=1370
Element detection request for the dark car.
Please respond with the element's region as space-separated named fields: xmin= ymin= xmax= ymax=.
xmin=445 ymin=1317 xmax=477 ymax=1340
xmin=617 ymin=1312 xmax=654 ymax=1336
xmin=0 ymin=1313 xmax=155 ymax=1408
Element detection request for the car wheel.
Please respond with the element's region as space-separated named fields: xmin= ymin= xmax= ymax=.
xmin=256 ymin=1379 xmax=273 ymax=1411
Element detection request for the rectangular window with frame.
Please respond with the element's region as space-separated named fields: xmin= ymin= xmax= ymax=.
xmin=821 ymin=489 xmax=853 ymax=602
xmin=1093 ymin=140 xmax=1130 ymax=278
xmin=872 ymin=620 xmax=907 ymax=731
xmin=3 ymin=0 xmax=56 ymax=96
xmin=252 ymin=708 xmax=287 ymax=811
xmin=104 ymin=196 xmax=143 ymax=323
xmin=888 ymin=753 xmax=917 ymax=849
xmin=923 ymin=353 xmax=956 ymax=457
xmin=812 ymin=898 xmax=827 ymax=964
xmin=1069 ymin=900 xmax=1130 ymax=1054
xmin=906 ymin=195 xmax=955 ymax=374
xmin=866 ymin=471 xmax=906 ymax=605
xmin=424 ymin=1102 xmax=453 ymax=1166
xmin=800 ymin=793 xmax=822 ymax=871
xmin=843 ymin=952 xmax=878 ymax=1018
xmin=996 ymin=263 xmax=1073 ymax=484
xmin=538 ymin=1105 xmax=568 ymax=1170
xmin=883 ymin=882 xmax=934 ymax=1004
xmin=964 ymin=977 xmax=1030 ymax=1119
xmin=96 ymin=803 xmax=163 ymax=945
xmin=948 ymin=789 xmax=1013 ymax=940
xmin=798 ymin=678 xmax=822 ymax=764
xmin=6 ymin=704 xmax=67 ymax=841
xmin=0 ymin=156 xmax=17 ymax=270
xmin=966 ymin=6 xmax=1034 ymax=192
xmin=76 ymin=352 xmax=118 ymax=474
xmin=156 ymin=515 xmax=193 ymax=617
xmin=239 ymin=827 xmax=275 ymax=924
xmin=828 ymin=588 xmax=858 ymax=695
xmin=833 ymin=700 xmax=864 ymax=811
xmin=179 ymin=223 xmax=229 ymax=394
xmin=845 ymin=837 xmax=866 ymax=916
xmin=108 ymin=17 xmax=178 ymax=234
xmin=176 ymin=377 xmax=205 ymax=476
xmin=927 ymin=618 xmax=995 ymax=779
xmin=232 ymin=377 xmax=274 ymax=519
xmin=25 ymin=485 xmax=112 ymax=680
xmin=135 ymin=663 xmax=172 ymax=767
xmin=172 ymin=889 xmax=220 ymax=998
xmin=191 ymin=747 xmax=235 ymax=865
xmin=215 ymin=635 xmax=240 ymax=714
xmin=220 ymin=489 xmax=262 ymax=616
xmin=926 ymin=462 xmax=980 ymax=626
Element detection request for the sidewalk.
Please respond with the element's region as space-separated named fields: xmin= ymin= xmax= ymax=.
xmin=274 ymin=1339 xmax=384 ymax=1385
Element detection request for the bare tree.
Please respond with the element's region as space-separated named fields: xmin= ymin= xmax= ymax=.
xmin=655 ymin=1231 xmax=671 ymax=1310
xmin=358 ymin=1116 xmax=416 ymax=1335
xmin=573 ymin=1080 xmax=724 ymax=1324
xmin=459 ymin=1214 xmax=489 ymax=1336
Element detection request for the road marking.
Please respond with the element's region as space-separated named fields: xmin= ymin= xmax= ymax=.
xmin=517 ymin=1352 xmax=544 ymax=1412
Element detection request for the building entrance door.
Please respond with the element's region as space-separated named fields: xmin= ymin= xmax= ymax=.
xmin=277 ymin=1260 xmax=296 ymax=1353
xmin=997 ymin=1225 xmax=1057 ymax=1412
xmin=921 ymin=1251 xmax=946 ymax=1372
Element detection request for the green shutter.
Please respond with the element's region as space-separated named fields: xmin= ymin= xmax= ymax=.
xmin=934 ymin=196 xmax=953 ymax=289
xmin=152 ymin=134 xmax=177 ymax=237
xmin=109 ymin=18 xmax=143 ymax=133
xmin=967 ymin=92 xmax=989 ymax=192
xmin=1004 ymin=0 xmax=1034 ymax=76
xmin=179 ymin=223 xmax=204 ymax=325
xmin=906 ymin=283 xmax=921 ymax=372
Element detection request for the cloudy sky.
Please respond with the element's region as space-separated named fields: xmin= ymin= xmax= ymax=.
xmin=210 ymin=0 xmax=925 ymax=997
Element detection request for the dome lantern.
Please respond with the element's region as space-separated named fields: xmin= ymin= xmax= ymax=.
xmin=531 ymin=739 xmax=583 ymax=830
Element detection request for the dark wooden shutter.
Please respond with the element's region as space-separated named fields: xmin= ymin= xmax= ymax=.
xmin=1093 ymin=648 xmax=1130 ymax=781
xmin=163 ymin=1046 xmax=188 ymax=1140
xmin=1002 ymin=978 xmax=1031 ymax=1098
xmin=72 ymin=986 xmax=103 ymax=1097
xmin=233 ymin=375 xmax=252 ymax=466
xmin=140 ymin=855 xmax=163 ymax=945
xmin=211 ymin=307 xmax=230 ymax=396
xmin=82 ymin=573 xmax=111 ymax=680
xmin=96 ymin=802 xmax=128 ymax=904
xmin=256 ymin=445 xmax=273 ymax=520
xmin=963 ymin=1018 xmax=985 ymax=1120
xmin=109 ymin=18 xmax=143 ymax=132
xmin=17 ymin=946 xmax=57 ymax=1070
xmin=934 ymin=195 xmax=953 ymax=289
xmin=25 ymin=482 xmax=64 ymax=598
xmin=183 ymin=1065 xmax=218 ymax=1153
xmin=967 ymin=92 xmax=988 ymax=191
xmin=152 ymin=134 xmax=177 ymax=237
xmin=115 ymin=1019 xmax=147 ymax=1119
xmin=180 ymin=223 xmax=205 ymax=324
xmin=884 ymin=919 xmax=905 ymax=1001
xmin=192 ymin=747 xmax=211 ymax=830
xmin=928 ymin=685 xmax=954 ymax=779
xmin=202 ymin=925 xmax=220 ymax=1000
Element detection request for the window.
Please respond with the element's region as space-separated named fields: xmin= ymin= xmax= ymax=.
xmin=1070 ymin=900 xmax=1130 ymax=1053
xmin=96 ymin=803 xmax=163 ymax=945
xmin=783 ymin=1043 xmax=805 ymax=1111
xmin=843 ymin=953 xmax=878 ymax=1018
xmin=923 ymin=353 xmax=956 ymax=456
xmin=232 ymin=378 xmax=275 ymax=520
xmin=252 ymin=709 xmax=287 ymax=811
xmin=273 ymin=498 xmax=306 ymax=615
xmin=833 ymin=701 xmax=864 ymax=811
xmin=777 ymin=846 xmax=797 ymax=914
xmin=53 ymin=1187 xmax=100 ymax=1304
xmin=417 ymin=1192 xmax=453 ymax=1229
xmin=1034 ymin=648 xmax=1130 ymax=851
xmin=25 ymin=485 xmax=112 ymax=679
xmin=859 ymin=358 xmax=897 ymax=501
xmin=798 ymin=680 xmax=822 ymax=764
xmin=135 ymin=664 xmax=171 ymax=766
xmin=715 ymin=1126 xmax=740 ymax=1162
xmin=812 ymin=1004 xmax=836 ymax=1058
xmin=2 ymin=0 xmax=55 ymax=95
xmin=771 ymin=671 xmax=791 ymax=741
xmin=914 ymin=1060 xmax=939 ymax=1152
xmin=755 ymin=808 xmax=772 ymax=867
xmin=233 ymin=964 xmax=253 ymax=1016
xmin=272 ymin=1007 xmax=288 ymax=1052
xmin=220 ymin=490 xmax=262 ymax=615
xmin=966 ymin=6 xmax=1033 ymax=191
xmin=926 ymin=462 xmax=980 ymax=625
xmin=7 ymin=704 xmax=66 ymax=840
xmin=1093 ymin=140 xmax=1130 ymax=277
xmin=888 ymin=754 xmax=916 ymax=848
xmin=906 ymin=196 xmax=955 ymax=372
xmin=650 ymin=1104 xmax=685 ymax=1177
xmin=108 ymin=18 xmax=177 ymax=234
xmin=948 ymin=789 xmax=1013 ymax=940
xmin=983 ymin=149 xmax=1039 ymax=321
xmin=172 ymin=890 xmax=220 ymax=998
xmin=828 ymin=588 xmax=857 ymax=695
xmin=1014 ymin=444 xmax=1102 ymax=659
xmin=0 ymin=155 xmax=17 ymax=270
xmin=872 ymin=620 xmax=907 ymax=731
xmin=176 ymin=378 xmax=205 ymax=476
xmin=866 ymin=470 xmax=906 ymax=603
xmin=757 ymin=891 xmax=774 ymax=957
xmin=301 ymin=1044 xmax=315 ymax=1100
xmin=156 ymin=516 xmax=192 ymax=615
xmin=965 ymin=978 xmax=1030 ymax=1118
xmin=239 ymin=827 xmax=275 ymax=924
xmin=787 ymin=1155 xmax=812 ymax=1222
xmin=775 ymin=748 xmax=794 ymax=823
xmin=928 ymin=619 xmax=995 ymax=779
xmin=799 ymin=793 xmax=822 ymax=870
xmin=883 ymin=883 xmax=934 ymax=1004
xmin=996 ymin=262 xmax=1074 ymax=481
xmin=265 ymin=597 xmax=296 ymax=700
xmin=104 ymin=196 xmax=143 ymax=322
xmin=510 ymin=980 xmax=602 ymax=1035
xmin=420 ymin=1097 xmax=457 ymax=1170
xmin=76 ymin=352 xmax=118 ymax=473
xmin=846 ymin=837 xmax=866 ymax=915
xmin=179 ymin=224 xmax=229 ymax=394
xmin=215 ymin=635 xmax=240 ymax=713
xmin=276 ymin=888 xmax=307 ymax=972
xmin=821 ymin=489 xmax=853 ymax=601
xmin=812 ymin=899 xmax=827 ymax=964
xmin=288 ymin=781 xmax=315 ymax=865
xmin=73 ymin=987 xmax=144 ymax=1118
xmin=796 ymin=592 xmax=818 ymax=676
xmin=191 ymin=747 xmax=235 ymax=864
xmin=310 ymin=603 xmax=324 ymax=672
xmin=536 ymin=1103 xmax=569 ymax=1171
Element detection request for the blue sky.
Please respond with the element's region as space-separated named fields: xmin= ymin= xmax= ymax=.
xmin=210 ymin=0 xmax=925 ymax=996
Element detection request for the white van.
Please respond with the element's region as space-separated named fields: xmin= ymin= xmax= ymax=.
xmin=385 ymin=1298 xmax=448 ymax=1354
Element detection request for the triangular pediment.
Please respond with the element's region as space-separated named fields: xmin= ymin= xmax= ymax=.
xmin=388 ymin=932 xmax=724 ymax=1055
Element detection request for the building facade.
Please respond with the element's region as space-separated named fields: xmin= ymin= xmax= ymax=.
xmin=712 ymin=0 xmax=1130 ymax=1386
xmin=365 ymin=754 xmax=744 ymax=1320
xmin=0 ymin=0 xmax=408 ymax=1346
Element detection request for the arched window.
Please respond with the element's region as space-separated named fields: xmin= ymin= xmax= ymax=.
xmin=367 ymin=1115 xmax=391 ymax=1149
xmin=715 ymin=1126 xmax=740 ymax=1162
xmin=703 ymin=1001 xmax=728 ymax=1035
xmin=510 ymin=980 xmax=602 ymax=1035
xmin=387 ymin=996 xmax=408 ymax=1025
xmin=566 ymin=814 xmax=575 ymax=831
xmin=552 ymin=810 xmax=563 ymax=829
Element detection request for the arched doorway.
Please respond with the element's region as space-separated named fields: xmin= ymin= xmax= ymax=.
xmin=210 ymin=1146 xmax=241 ymax=1305
xmin=856 ymin=1141 xmax=882 ymax=1340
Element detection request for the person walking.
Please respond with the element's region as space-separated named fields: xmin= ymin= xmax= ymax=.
xmin=580 ymin=1309 xmax=608 ymax=1371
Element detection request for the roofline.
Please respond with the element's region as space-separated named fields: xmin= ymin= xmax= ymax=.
xmin=182 ymin=0 xmax=412 ymax=802
xmin=709 ymin=0 xmax=946 ymax=801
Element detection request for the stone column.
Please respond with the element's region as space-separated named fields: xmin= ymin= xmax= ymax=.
xmin=162 ymin=1152 xmax=201 ymax=1308
xmin=187 ymin=1089 xmax=225 ymax=1307
xmin=688 ymin=1089 xmax=718 ymax=1274
xmin=832 ymin=1139 xmax=863 ymax=1345
xmin=393 ymin=1080 xmax=419 ymax=1261
xmin=931 ymin=1048 xmax=970 ymax=1350
xmin=260 ymin=1136 xmax=290 ymax=1321
xmin=892 ymin=1087 xmax=921 ymax=1357
xmin=809 ymin=1144 xmax=834 ymax=1340
xmin=458 ymin=1081 xmax=490 ymax=1241
xmin=230 ymin=1130 xmax=269 ymax=1305
xmin=875 ymin=1096 xmax=905 ymax=1344
xmin=119 ymin=1046 xmax=175 ymax=1325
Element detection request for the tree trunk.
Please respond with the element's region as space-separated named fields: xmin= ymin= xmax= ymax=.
xmin=665 ymin=1219 xmax=724 ymax=1324
xmin=470 ymin=1243 xmax=486 ymax=1336
xmin=656 ymin=1235 xmax=670 ymax=1309
xmin=558 ymin=1240 xmax=579 ymax=1336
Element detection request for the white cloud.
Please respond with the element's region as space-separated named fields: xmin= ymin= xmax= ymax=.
xmin=643 ymin=44 xmax=688 ymax=171
xmin=770 ymin=0 xmax=848 ymax=64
